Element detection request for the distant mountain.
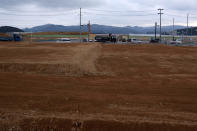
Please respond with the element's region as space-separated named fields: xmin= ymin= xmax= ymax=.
xmin=23 ymin=24 xmax=83 ymax=33
xmin=0 ymin=26 xmax=24 ymax=33
xmin=23 ymin=24 xmax=186 ymax=34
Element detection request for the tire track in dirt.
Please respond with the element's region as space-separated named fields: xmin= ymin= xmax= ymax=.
xmin=70 ymin=44 xmax=103 ymax=76
xmin=0 ymin=44 xmax=107 ymax=76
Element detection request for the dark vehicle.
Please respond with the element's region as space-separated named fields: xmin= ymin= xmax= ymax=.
xmin=95 ymin=34 xmax=116 ymax=43
xmin=0 ymin=34 xmax=22 ymax=42
xmin=83 ymin=39 xmax=88 ymax=42
xmin=13 ymin=34 xmax=22 ymax=41
xmin=150 ymin=37 xmax=160 ymax=43
xmin=95 ymin=35 xmax=110 ymax=42
xmin=122 ymin=39 xmax=127 ymax=42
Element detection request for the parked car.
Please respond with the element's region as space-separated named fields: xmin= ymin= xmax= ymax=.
xmin=88 ymin=39 xmax=93 ymax=42
xmin=83 ymin=38 xmax=88 ymax=42
xmin=150 ymin=38 xmax=160 ymax=43
xmin=82 ymin=38 xmax=94 ymax=42
xmin=122 ymin=39 xmax=127 ymax=42
xmin=129 ymin=38 xmax=143 ymax=44
xmin=57 ymin=38 xmax=71 ymax=43
xmin=170 ymin=39 xmax=182 ymax=44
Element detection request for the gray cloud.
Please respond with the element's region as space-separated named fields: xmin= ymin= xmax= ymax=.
xmin=1 ymin=0 xmax=197 ymax=11
xmin=128 ymin=0 xmax=197 ymax=11
xmin=0 ymin=0 xmax=197 ymax=28
xmin=0 ymin=0 xmax=104 ymax=9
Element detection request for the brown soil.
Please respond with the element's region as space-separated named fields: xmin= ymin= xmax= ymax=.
xmin=0 ymin=42 xmax=197 ymax=130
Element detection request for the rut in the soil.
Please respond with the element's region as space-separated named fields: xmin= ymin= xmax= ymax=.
xmin=0 ymin=44 xmax=107 ymax=76
xmin=0 ymin=118 xmax=197 ymax=131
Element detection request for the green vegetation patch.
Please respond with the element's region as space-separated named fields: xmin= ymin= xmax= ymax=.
xmin=26 ymin=35 xmax=88 ymax=38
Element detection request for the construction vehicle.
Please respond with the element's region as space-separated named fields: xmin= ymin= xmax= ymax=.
xmin=0 ymin=33 xmax=22 ymax=41
xmin=95 ymin=34 xmax=116 ymax=43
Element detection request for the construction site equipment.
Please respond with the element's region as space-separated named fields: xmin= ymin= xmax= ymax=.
xmin=0 ymin=33 xmax=22 ymax=41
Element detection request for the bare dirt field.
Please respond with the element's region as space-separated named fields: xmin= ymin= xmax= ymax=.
xmin=0 ymin=42 xmax=197 ymax=130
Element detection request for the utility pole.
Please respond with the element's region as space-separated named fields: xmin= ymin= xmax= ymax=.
xmin=155 ymin=22 xmax=157 ymax=40
xmin=31 ymin=31 xmax=33 ymax=43
xmin=87 ymin=20 xmax=91 ymax=42
xmin=80 ymin=8 xmax=82 ymax=43
xmin=158 ymin=8 xmax=164 ymax=42
xmin=173 ymin=18 xmax=175 ymax=41
xmin=187 ymin=13 xmax=189 ymax=36
xmin=190 ymin=26 xmax=193 ymax=42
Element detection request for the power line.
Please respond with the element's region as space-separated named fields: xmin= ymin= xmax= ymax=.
xmin=0 ymin=10 xmax=78 ymax=16
xmin=0 ymin=8 xmax=79 ymax=13
xmin=84 ymin=8 xmax=156 ymax=13
xmin=0 ymin=10 xmax=77 ymax=16
xmin=165 ymin=13 xmax=186 ymax=18
xmin=82 ymin=12 xmax=156 ymax=16
xmin=166 ymin=8 xmax=197 ymax=14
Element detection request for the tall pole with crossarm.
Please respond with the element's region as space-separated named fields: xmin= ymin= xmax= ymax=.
xmin=158 ymin=8 xmax=164 ymax=42
xmin=80 ymin=8 xmax=82 ymax=43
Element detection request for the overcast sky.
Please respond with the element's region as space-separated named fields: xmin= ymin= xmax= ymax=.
xmin=0 ymin=0 xmax=197 ymax=28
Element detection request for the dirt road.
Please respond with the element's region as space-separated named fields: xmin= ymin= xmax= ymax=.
xmin=0 ymin=42 xmax=197 ymax=130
